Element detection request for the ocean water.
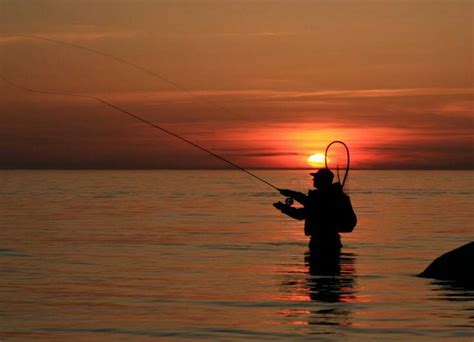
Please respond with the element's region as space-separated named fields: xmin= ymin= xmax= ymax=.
xmin=0 ymin=170 xmax=473 ymax=341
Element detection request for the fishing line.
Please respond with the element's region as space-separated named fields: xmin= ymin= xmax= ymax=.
xmin=11 ymin=34 xmax=241 ymax=118
xmin=0 ymin=74 xmax=279 ymax=190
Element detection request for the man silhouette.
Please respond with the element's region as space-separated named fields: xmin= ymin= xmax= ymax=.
xmin=273 ymin=168 xmax=356 ymax=252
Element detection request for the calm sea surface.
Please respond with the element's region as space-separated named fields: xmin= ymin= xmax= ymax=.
xmin=1 ymin=170 xmax=473 ymax=341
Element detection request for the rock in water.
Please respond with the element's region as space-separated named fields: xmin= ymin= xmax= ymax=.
xmin=419 ymin=241 xmax=474 ymax=283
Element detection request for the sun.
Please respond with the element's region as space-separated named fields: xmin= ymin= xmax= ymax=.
xmin=307 ymin=153 xmax=326 ymax=167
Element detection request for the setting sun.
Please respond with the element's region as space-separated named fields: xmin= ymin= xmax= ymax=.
xmin=307 ymin=153 xmax=326 ymax=167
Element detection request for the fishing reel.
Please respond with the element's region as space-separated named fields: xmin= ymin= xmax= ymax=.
xmin=285 ymin=197 xmax=294 ymax=206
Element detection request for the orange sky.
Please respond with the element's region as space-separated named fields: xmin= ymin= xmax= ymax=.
xmin=1 ymin=0 xmax=472 ymax=169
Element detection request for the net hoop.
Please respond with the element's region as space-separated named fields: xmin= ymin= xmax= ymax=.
xmin=325 ymin=140 xmax=350 ymax=188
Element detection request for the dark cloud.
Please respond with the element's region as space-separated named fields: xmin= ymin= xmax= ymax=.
xmin=224 ymin=151 xmax=301 ymax=157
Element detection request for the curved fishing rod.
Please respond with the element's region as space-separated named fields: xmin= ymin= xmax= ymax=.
xmin=325 ymin=140 xmax=350 ymax=188
xmin=0 ymin=74 xmax=279 ymax=191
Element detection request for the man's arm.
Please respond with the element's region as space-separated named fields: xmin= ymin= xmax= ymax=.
xmin=273 ymin=202 xmax=306 ymax=220
xmin=278 ymin=189 xmax=308 ymax=205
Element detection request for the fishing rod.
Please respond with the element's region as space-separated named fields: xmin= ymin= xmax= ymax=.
xmin=0 ymin=74 xmax=279 ymax=190
xmin=2 ymin=34 xmax=281 ymax=189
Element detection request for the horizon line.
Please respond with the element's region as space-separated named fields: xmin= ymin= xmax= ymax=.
xmin=1 ymin=167 xmax=472 ymax=171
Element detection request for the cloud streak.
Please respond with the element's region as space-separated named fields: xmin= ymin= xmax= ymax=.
xmin=95 ymin=87 xmax=474 ymax=102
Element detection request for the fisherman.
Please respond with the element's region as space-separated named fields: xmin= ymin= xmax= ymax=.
xmin=273 ymin=168 xmax=357 ymax=252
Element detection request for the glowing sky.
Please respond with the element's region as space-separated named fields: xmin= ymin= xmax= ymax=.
xmin=1 ymin=0 xmax=472 ymax=169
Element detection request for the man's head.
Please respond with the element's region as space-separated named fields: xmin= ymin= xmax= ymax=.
xmin=310 ymin=168 xmax=334 ymax=189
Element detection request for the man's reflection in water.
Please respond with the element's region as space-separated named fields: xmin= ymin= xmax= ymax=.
xmin=279 ymin=249 xmax=356 ymax=328
xmin=305 ymin=249 xmax=356 ymax=304
xmin=304 ymin=250 xmax=356 ymax=327
xmin=280 ymin=249 xmax=357 ymax=327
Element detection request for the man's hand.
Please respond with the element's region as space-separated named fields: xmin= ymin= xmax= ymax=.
xmin=273 ymin=201 xmax=286 ymax=211
xmin=278 ymin=189 xmax=294 ymax=197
